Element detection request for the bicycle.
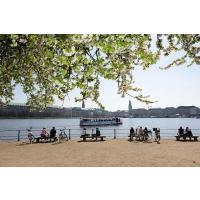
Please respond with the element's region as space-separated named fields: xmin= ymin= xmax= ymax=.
xmin=130 ymin=133 xmax=140 ymax=141
xmin=143 ymin=130 xmax=153 ymax=142
xmin=58 ymin=128 xmax=69 ymax=143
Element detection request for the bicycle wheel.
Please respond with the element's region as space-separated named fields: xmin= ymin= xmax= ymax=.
xmin=59 ymin=132 xmax=68 ymax=142
xmin=152 ymin=133 xmax=157 ymax=142
xmin=132 ymin=134 xmax=140 ymax=141
xmin=147 ymin=132 xmax=153 ymax=142
xmin=63 ymin=133 xmax=68 ymax=141
xmin=58 ymin=133 xmax=64 ymax=143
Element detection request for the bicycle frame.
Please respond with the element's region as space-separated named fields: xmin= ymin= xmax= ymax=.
xmin=58 ymin=129 xmax=68 ymax=142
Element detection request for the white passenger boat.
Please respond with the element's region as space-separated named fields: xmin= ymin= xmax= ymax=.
xmin=80 ymin=117 xmax=122 ymax=126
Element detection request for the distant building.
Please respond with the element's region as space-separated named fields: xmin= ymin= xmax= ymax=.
xmin=163 ymin=107 xmax=176 ymax=117
xmin=82 ymin=100 xmax=85 ymax=109
xmin=148 ymin=108 xmax=163 ymax=117
xmin=190 ymin=107 xmax=199 ymax=115
xmin=113 ymin=110 xmax=129 ymax=117
xmin=1 ymin=103 xmax=200 ymax=118
xmin=176 ymin=106 xmax=199 ymax=117
xmin=132 ymin=108 xmax=148 ymax=117
xmin=128 ymin=100 xmax=132 ymax=115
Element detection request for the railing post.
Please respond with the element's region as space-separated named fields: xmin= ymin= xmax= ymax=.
xmin=17 ymin=130 xmax=20 ymax=141
xmin=114 ymin=128 xmax=116 ymax=139
xmin=69 ymin=129 xmax=71 ymax=140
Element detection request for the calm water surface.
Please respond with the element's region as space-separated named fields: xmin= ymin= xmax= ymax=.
xmin=0 ymin=118 xmax=200 ymax=140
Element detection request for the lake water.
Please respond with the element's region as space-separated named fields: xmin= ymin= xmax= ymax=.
xmin=0 ymin=118 xmax=200 ymax=140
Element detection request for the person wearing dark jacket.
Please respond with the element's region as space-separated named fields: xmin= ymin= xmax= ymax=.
xmin=50 ymin=127 xmax=57 ymax=138
xmin=185 ymin=127 xmax=193 ymax=137
xmin=96 ymin=128 xmax=101 ymax=136
xmin=129 ymin=127 xmax=135 ymax=141
xmin=178 ymin=126 xmax=184 ymax=136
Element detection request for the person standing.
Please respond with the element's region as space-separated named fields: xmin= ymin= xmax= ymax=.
xmin=27 ymin=129 xmax=34 ymax=144
xmin=155 ymin=128 xmax=161 ymax=144
xmin=139 ymin=127 xmax=144 ymax=141
xmin=143 ymin=127 xmax=148 ymax=140
xmin=129 ymin=127 xmax=134 ymax=141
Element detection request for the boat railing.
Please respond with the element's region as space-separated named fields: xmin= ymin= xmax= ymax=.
xmin=1 ymin=128 xmax=200 ymax=141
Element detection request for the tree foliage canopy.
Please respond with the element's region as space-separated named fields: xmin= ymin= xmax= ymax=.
xmin=0 ymin=34 xmax=200 ymax=109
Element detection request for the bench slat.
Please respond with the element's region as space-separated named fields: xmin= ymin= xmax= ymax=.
xmin=175 ymin=135 xmax=198 ymax=141
xmin=80 ymin=135 xmax=106 ymax=141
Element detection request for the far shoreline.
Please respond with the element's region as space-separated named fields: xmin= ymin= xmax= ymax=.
xmin=0 ymin=117 xmax=199 ymax=119
xmin=0 ymin=117 xmax=80 ymax=119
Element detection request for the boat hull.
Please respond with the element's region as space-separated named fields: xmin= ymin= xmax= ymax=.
xmin=80 ymin=118 xmax=122 ymax=126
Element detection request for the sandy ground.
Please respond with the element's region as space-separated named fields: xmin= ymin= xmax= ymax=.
xmin=0 ymin=139 xmax=200 ymax=167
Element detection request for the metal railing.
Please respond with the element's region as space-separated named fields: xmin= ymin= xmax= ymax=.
xmin=0 ymin=128 xmax=200 ymax=141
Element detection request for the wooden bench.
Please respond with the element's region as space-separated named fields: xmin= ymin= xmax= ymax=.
xmin=34 ymin=136 xmax=57 ymax=143
xmin=128 ymin=134 xmax=139 ymax=141
xmin=80 ymin=135 xmax=106 ymax=142
xmin=175 ymin=135 xmax=199 ymax=141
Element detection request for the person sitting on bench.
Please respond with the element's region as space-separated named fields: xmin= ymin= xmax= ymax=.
xmin=96 ymin=128 xmax=101 ymax=136
xmin=40 ymin=128 xmax=49 ymax=138
xmin=50 ymin=127 xmax=57 ymax=141
xmin=81 ymin=127 xmax=90 ymax=137
xmin=92 ymin=127 xmax=101 ymax=137
xmin=178 ymin=126 xmax=184 ymax=136
xmin=185 ymin=127 xmax=193 ymax=137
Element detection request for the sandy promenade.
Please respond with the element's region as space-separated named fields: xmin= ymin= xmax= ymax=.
xmin=0 ymin=139 xmax=200 ymax=167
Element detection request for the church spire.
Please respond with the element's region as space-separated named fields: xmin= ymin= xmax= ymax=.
xmin=128 ymin=100 xmax=132 ymax=114
xmin=82 ymin=100 xmax=85 ymax=109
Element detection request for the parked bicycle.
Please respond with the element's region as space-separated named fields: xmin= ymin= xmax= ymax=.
xmin=143 ymin=130 xmax=153 ymax=142
xmin=130 ymin=128 xmax=153 ymax=142
xmin=58 ymin=128 xmax=69 ymax=142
